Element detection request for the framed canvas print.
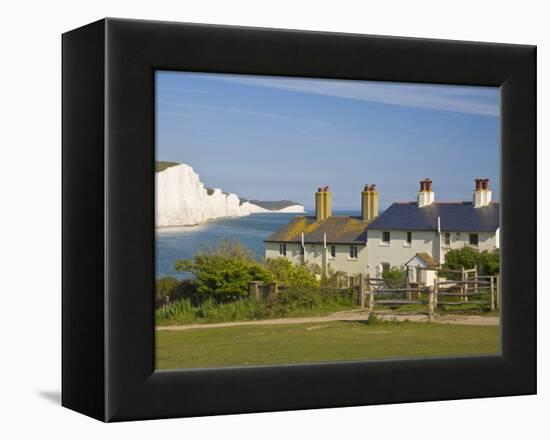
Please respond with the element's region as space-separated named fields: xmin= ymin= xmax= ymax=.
xmin=62 ymin=18 xmax=536 ymax=422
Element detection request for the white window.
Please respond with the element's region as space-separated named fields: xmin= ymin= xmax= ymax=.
xmin=349 ymin=246 xmax=358 ymax=259
xmin=330 ymin=245 xmax=336 ymax=258
xmin=279 ymin=243 xmax=287 ymax=256
xmin=382 ymin=231 xmax=390 ymax=244
xmin=405 ymin=231 xmax=412 ymax=246
xmin=444 ymin=232 xmax=451 ymax=246
xmin=469 ymin=233 xmax=479 ymax=246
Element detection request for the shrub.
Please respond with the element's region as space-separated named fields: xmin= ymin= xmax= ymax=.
xmin=155 ymin=276 xmax=181 ymax=307
xmin=275 ymin=285 xmax=356 ymax=310
xmin=264 ymin=258 xmax=319 ymax=288
xmin=382 ymin=266 xmax=405 ymax=288
xmin=321 ymin=265 xmax=348 ymax=288
xmin=156 ymin=285 xmax=358 ymax=325
xmin=442 ymin=247 xmax=499 ymax=277
xmin=175 ymin=255 xmax=273 ymax=301
xmin=156 ymin=298 xmax=195 ymax=323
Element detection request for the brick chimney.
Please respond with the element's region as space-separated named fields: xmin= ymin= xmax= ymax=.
xmin=361 ymin=184 xmax=379 ymax=221
xmin=315 ymin=186 xmax=332 ymax=221
xmin=473 ymin=178 xmax=492 ymax=208
xmin=417 ymin=178 xmax=435 ymax=208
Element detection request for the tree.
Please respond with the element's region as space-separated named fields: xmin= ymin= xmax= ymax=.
xmin=196 ymin=238 xmax=257 ymax=261
xmin=175 ymin=255 xmax=273 ymax=301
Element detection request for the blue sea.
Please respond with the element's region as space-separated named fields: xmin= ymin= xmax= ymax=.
xmin=156 ymin=210 xmax=360 ymax=279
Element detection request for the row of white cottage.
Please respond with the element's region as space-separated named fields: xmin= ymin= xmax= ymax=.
xmin=264 ymin=178 xmax=499 ymax=287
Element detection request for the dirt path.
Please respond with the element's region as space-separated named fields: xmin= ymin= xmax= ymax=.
xmin=156 ymin=309 xmax=499 ymax=331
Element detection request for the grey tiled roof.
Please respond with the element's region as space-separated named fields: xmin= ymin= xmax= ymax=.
xmin=368 ymin=201 xmax=499 ymax=232
xmin=264 ymin=216 xmax=369 ymax=244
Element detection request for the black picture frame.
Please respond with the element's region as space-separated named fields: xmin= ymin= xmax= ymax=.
xmin=62 ymin=18 xmax=536 ymax=422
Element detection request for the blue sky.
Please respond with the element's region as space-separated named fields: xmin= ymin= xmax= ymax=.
xmin=156 ymin=71 xmax=499 ymax=210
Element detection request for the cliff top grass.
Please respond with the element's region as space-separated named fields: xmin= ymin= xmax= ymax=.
xmin=156 ymin=320 xmax=500 ymax=369
xmin=155 ymin=161 xmax=180 ymax=172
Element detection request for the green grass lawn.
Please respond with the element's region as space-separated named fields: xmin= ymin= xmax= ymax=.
xmin=156 ymin=320 xmax=500 ymax=370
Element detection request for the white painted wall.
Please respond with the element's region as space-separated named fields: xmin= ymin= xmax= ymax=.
xmin=405 ymin=255 xmax=437 ymax=286
xmin=265 ymin=242 xmax=368 ymax=277
xmin=367 ymin=229 xmax=498 ymax=277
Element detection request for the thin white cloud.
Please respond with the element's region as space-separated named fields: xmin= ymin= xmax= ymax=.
xmin=197 ymin=74 xmax=499 ymax=117
xmin=156 ymin=100 xmax=328 ymax=127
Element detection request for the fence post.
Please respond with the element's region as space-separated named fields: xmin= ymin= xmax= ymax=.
xmin=428 ymin=287 xmax=434 ymax=321
xmin=474 ymin=265 xmax=478 ymax=296
xmin=433 ymin=280 xmax=438 ymax=309
xmin=358 ymin=275 xmax=366 ymax=308
xmin=462 ymin=266 xmax=468 ymax=302
xmin=249 ymin=281 xmax=260 ymax=300
xmin=368 ymin=285 xmax=374 ymax=313
xmin=490 ymin=276 xmax=495 ymax=311
xmin=406 ymin=274 xmax=412 ymax=302
xmin=496 ymin=274 xmax=500 ymax=309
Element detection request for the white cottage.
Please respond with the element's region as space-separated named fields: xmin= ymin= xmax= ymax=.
xmin=366 ymin=178 xmax=500 ymax=280
xmin=265 ymin=178 xmax=500 ymax=286
xmin=264 ymin=185 xmax=378 ymax=285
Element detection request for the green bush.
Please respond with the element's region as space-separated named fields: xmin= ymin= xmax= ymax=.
xmin=442 ymin=247 xmax=499 ymax=277
xmin=320 ymin=265 xmax=348 ymax=288
xmin=156 ymin=298 xmax=196 ymax=322
xmin=175 ymin=255 xmax=273 ymax=302
xmin=155 ymin=276 xmax=181 ymax=307
xmin=264 ymin=258 xmax=319 ymax=287
xmin=382 ymin=266 xmax=405 ymax=288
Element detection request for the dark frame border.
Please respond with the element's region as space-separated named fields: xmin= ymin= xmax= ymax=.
xmin=62 ymin=18 xmax=536 ymax=422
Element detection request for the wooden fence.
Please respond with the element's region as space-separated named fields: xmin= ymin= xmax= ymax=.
xmin=364 ymin=273 xmax=498 ymax=321
xmin=247 ymin=281 xmax=354 ymax=301
xmin=249 ymin=271 xmax=499 ymax=321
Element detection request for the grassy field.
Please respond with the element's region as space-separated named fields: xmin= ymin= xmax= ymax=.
xmin=156 ymin=320 xmax=500 ymax=370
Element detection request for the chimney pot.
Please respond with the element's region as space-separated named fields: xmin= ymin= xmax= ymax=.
xmin=475 ymin=179 xmax=483 ymax=190
xmin=425 ymin=178 xmax=433 ymax=192
xmin=482 ymin=178 xmax=489 ymax=190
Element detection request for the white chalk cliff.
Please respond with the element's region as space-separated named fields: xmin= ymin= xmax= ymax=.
xmin=156 ymin=163 xmax=305 ymax=227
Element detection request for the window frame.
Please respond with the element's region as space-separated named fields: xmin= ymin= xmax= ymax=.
xmin=405 ymin=231 xmax=412 ymax=246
